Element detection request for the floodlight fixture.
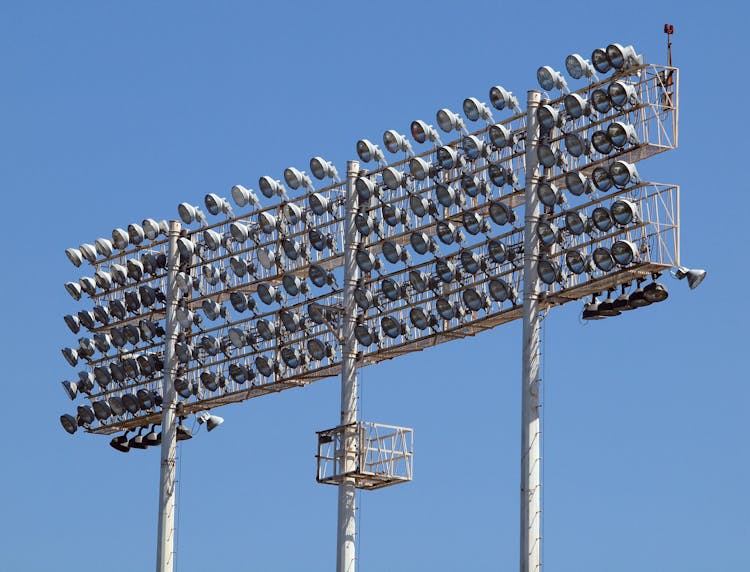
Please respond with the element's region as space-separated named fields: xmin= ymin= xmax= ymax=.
xmin=565 ymin=53 xmax=598 ymax=81
xmin=462 ymin=211 xmax=489 ymax=235
xmin=489 ymin=123 xmax=514 ymax=149
xmin=564 ymin=133 xmax=589 ymax=158
xmin=257 ymin=283 xmax=283 ymax=305
xmin=591 ymin=88 xmax=612 ymax=114
xmin=537 ymin=259 xmax=561 ymax=285
xmin=462 ymin=97 xmax=495 ymax=123
xmin=178 ymin=203 xmax=207 ymax=226
xmin=435 ymin=182 xmax=462 ymax=207
xmin=95 ymin=237 xmax=114 ymax=258
xmin=204 ymin=193 xmax=234 ymax=217
xmin=282 ymin=274 xmax=308 ymax=296
xmin=591 ymin=48 xmax=612 ymax=74
xmin=436 ymin=221 xmax=461 ymax=245
xmin=607 ymin=122 xmax=638 ymax=149
xmin=142 ymin=218 xmax=164 ymax=240
xmin=489 ymin=278 xmax=516 ymax=303
xmin=176 ymin=423 xmax=193 ymax=441
xmin=307 ymin=338 xmax=332 ymax=361
xmin=197 ymin=412 xmax=225 ymax=432
xmin=597 ymin=291 xmax=622 ymax=317
xmin=112 ymin=228 xmax=130 ymax=250
xmin=79 ymin=243 xmax=97 ymax=264
xmin=410 ymin=120 xmax=442 ymax=145
xmin=537 ymin=66 xmax=568 ymax=92
xmin=79 ymin=276 xmax=96 ymax=296
xmin=409 ymin=307 xmax=435 ymax=331
xmin=436 ymin=108 xmax=466 ymax=134
xmin=381 ymin=278 xmax=404 ymax=301
xmin=408 ymin=157 xmax=436 ymax=181
xmin=611 ymin=199 xmax=639 ymax=226
xmin=582 ymin=295 xmax=605 ymax=320
xmin=128 ymin=224 xmax=145 ymax=246
xmin=382 ymin=241 xmax=409 ymax=264
xmin=591 ymin=167 xmax=614 ymax=192
xmin=309 ymin=156 xmax=340 ymax=181
xmin=110 ymin=432 xmax=130 ymax=452
xmin=436 ymin=145 xmax=461 ymax=170
xmin=65 ymin=248 xmax=83 ymax=267
xmin=380 ymin=316 xmax=404 ymax=339
xmin=643 ymin=281 xmax=669 ymax=302
xmin=460 ymin=250 xmax=485 ymax=275
xmin=463 ymin=288 xmax=488 ymax=312
xmin=611 ymin=240 xmax=638 ymax=266
xmin=563 ymin=93 xmax=589 ymax=119
xmin=259 ymin=176 xmax=289 ymax=200
xmin=283 ymin=167 xmax=314 ymax=191
xmin=489 ymin=85 xmax=521 ymax=113
xmin=608 ymin=81 xmax=637 ymax=108
xmin=258 ymin=212 xmax=278 ymax=235
xmin=382 ymin=166 xmax=407 ymax=190
xmin=564 ymin=211 xmax=588 ymax=236
xmin=673 ymin=266 xmax=707 ymax=290
xmin=308 ymin=193 xmax=332 ymax=216
xmin=591 ymin=130 xmax=613 ymax=155
xmin=536 ymin=221 xmax=560 ymax=247
xmin=537 ymin=143 xmax=560 ymax=169
xmin=592 ymin=247 xmax=615 ymax=272
xmin=462 ymin=135 xmax=487 ymax=161
xmin=488 ymin=239 xmax=508 ymax=263
xmin=356 ymin=139 xmax=385 ymax=164
xmin=609 ymin=160 xmax=639 ymax=188
xmin=461 ymin=175 xmax=488 ymax=199
xmin=488 ymin=163 xmax=513 ymax=188
xmin=591 ymin=206 xmax=614 ymax=232
xmin=231 ymin=184 xmax=262 ymax=209
xmin=565 ymin=250 xmax=588 ymax=274
xmin=613 ymin=284 xmax=635 ymax=312
xmin=606 ymin=43 xmax=643 ymax=70
xmin=537 ymin=104 xmax=560 ymax=131
xmin=536 ymin=181 xmax=563 ymax=207
xmin=383 ymin=130 xmax=414 ymax=155
xmin=436 ymin=297 xmax=460 ymax=320
xmin=77 ymin=405 xmax=95 ymax=427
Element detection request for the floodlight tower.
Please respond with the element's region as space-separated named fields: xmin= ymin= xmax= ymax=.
xmin=57 ymin=31 xmax=704 ymax=572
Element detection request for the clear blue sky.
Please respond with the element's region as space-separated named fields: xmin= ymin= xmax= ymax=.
xmin=1 ymin=1 xmax=746 ymax=571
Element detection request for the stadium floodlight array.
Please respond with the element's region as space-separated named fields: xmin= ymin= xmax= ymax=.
xmin=57 ymin=39 xmax=702 ymax=572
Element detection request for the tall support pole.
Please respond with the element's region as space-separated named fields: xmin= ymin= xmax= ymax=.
xmin=521 ymin=91 xmax=542 ymax=572
xmin=156 ymin=220 xmax=181 ymax=572
xmin=336 ymin=159 xmax=360 ymax=572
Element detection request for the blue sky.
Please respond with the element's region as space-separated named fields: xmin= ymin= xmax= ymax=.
xmin=1 ymin=1 xmax=746 ymax=571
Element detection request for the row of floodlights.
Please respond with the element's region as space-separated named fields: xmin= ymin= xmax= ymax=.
xmin=580 ymin=266 xmax=707 ymax=319
xmin=537 ymin=43 xmax=643 ymax=93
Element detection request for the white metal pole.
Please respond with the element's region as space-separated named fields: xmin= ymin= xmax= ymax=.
xmin=156 ymin=220 xmax=181 ymax=572
xmin=337 ymin=159 xmax=360 ymax=572
xmin=521 ymin=90 xmax=542 ymax=572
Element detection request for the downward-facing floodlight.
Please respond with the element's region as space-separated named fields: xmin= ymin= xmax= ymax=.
xmin=144 ymin=425 xmax=162 ymax=447
xmin=582 ymin=296 xmax=605 ymax=320
xmin=644 ymin=280 xmax=669 ymax=302
xmin=259 ymin=176 xmax=288 ymax=199
xmin=565 ymin=250 xmax=588 ymax=274
xmin=110 ymin=432 xmax=130 ymax=452
xmin=309 ymin=157 xmax=339 ymax=181
xmin=65 ymin=248 xmax=83 ymax=267
xmin=606 ymin=43 xmax=642 ymax=70
xmin=356 ymin=139 xmax=385 ymax=163
xmin=565 ymin=54 xmax=598 ymax=81
xmin=197 ymin=412 xmax=224 ymax=432
xmin=231 ymin=184 xmax=261 ymax=208
xmin=673 ymin=266 xmax=707 ymax=290
xmin=597 ymin=291 xmax=621 ymax=317
xmin=410 ymin=120 xmax=442 ymax=145
xmin=608 ymin=81 xmax=637 ymax=108
xmin=284 ymin=167 xmax=314 ymax=191
xmin=205 ymin=193 xmax=234 ymax=217
xmin=537 ymin=66 xmax=568 ymax=92
xmin=436 ymin=108 xmax=465 ymax=134
xmin=489 ymin=85 xmax=521 ymax=113
xmin=383 ymin=130 xmax=414 ymax=155
xmin=613 ymin=284 xmax=635 ymax=312
xmin=177 ymin=423 xmax=193 ymax=441
xmin=463 ymin=97 xmax=494 ymax=123
xmin=178 ymin=203 xmax=207 ymax=226
xmin=591 ymin=48 xmax=612 ymax=74
xmin=609 ymin=160 xmax=639 ymax=188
